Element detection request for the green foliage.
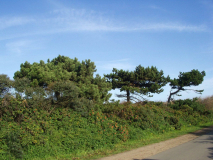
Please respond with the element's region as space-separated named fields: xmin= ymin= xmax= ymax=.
xmin=105 ymin=66 xmax=169 ymax=102
xmin=169 ymin=98 xmax=206 ymax=113
xmin=164 ymin=116 xmax=182 ymax=130
xmin=4 ymin=131 xmax=24 ymax=159
xmin=170 ymin=70 xmax=205 ymax=87
xmin=47 ymin=80 xmax=79 ymax=101
xmin=168 ymin=69 xmax=206 ymax=102
xmin=0 ymin=96 xmax=129 ymax=159
xmin=14 ymin=77 xmax=46 ymax=100
xmin=169 ymin=98 xmax=212 ymax=125
xmin=134 ymin=65 xmax=169 ymax=94
xmin=102 ymin=102 xmax=179 ymax=133
xmin=105 ymin=68 xmax=135 ymax=91
xmin=0 ymin=74 xmax=13 ymax=96
xmin=14 ymin=55 xmax=112 ymax=103
xmin=47 ymin=80 xmax=95 ymax=117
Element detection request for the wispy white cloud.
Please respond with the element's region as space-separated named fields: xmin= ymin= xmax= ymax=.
xmin=44 ymin=1 xmax=207 ymax=32
xmin=0 ymin=5 xmax=208 ymax=41
xmin=0 ymin=17 xmax=35 ymax=30
xmin=130 ymin=23 xmax=207 ymax=32
xmin=44 ymin=8 xmax=122 ymax=32
xmin=41 ymin=8 xmax=208 ymax=32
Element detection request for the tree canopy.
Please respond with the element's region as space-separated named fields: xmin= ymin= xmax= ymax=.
xmin=14 ymin=55 xmax=112 ymax=103
xmin=105 ymin=65 xmax=169 ymax=102
xmin=168 ymin=69 xmax=206 ymax=103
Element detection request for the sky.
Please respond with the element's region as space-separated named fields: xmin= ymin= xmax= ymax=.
xmin=0 ymin=0 xmax=213 ymax=102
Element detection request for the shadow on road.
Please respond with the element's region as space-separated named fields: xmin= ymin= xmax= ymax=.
xmin=192 ymin=128 xmax=213 ymax=159
xmin=188 ymin=126 xmax=213 ymax=136
xmin=208 ymin=147 xmax=213 ymax=159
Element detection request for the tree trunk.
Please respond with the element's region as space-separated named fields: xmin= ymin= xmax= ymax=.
xmin=167 ymin=93 xmax=172 ymax=103
xmin=55 ymin=91 xmax=60 ymax=101
xmin=127 ymin=90 xmax=130 ymax=102
xmin=167 ymin=88 xmax=181 ymax=103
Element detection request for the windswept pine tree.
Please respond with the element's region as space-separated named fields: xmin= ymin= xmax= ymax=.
xmin=105 ymin=65 xmax=169 ymax=102
xmin=168 ymin=69 xmax=206 ymax=103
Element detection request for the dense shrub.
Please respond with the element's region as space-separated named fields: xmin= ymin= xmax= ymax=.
xmin=168 ymin=98 xmax=213 ymax=125
xmin=169 ymin=98 xmax=206 ymax=113
xmin=0 ymin=97 xmax=129 ymax=159
xmin=0 ymin=96 xmax=213 ymax=159
xmin=102 ymin=102 xmax=181 ymax=133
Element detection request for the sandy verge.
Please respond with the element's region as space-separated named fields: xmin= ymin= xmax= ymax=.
xmin=97 ymin=126 xmax=213 ymax=160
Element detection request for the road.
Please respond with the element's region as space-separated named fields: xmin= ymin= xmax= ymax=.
xmin=98 ymin=126 xmax=213 ymax=160
xmin=143 ymin=129 xmax=213 ymax=160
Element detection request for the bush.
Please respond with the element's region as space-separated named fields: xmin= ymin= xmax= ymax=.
xmin=102 ymin=102 xmax=180 ymax=133
xmin=169 ymin=98 xmax=206 ymax=114
xmin=164 ymin=116 xmax=181 ymax=130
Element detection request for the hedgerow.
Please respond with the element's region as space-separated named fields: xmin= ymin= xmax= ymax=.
xmin=0 ymin=95 xmax=213 ymax=159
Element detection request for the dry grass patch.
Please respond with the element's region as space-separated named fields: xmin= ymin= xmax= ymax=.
xmin=198 ymin=95 xmax=213 ymax=110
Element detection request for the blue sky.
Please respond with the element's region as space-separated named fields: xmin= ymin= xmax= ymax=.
xmin=0 ymin=0 xmax=213 ymax=102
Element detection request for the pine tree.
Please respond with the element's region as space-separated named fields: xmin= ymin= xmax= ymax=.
xmin=14 ymin=55 xmax=112 ymax=103
xmin=105 ymin=65 xmax=169 ymax=102
xmin=168 ymin=69 xmax=206 ymax=103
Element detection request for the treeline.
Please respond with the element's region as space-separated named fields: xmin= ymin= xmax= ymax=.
xmin=0 ymin=55 xmax=206 ymax=103
xmin=0 ymin=55 xmax=210 ymax=160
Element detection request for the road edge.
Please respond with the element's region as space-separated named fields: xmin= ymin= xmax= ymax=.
xmin=97 ymin=125 xmax=213 ymax=160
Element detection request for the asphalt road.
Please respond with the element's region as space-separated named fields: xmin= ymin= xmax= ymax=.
xmin=143 ymin=130 xmax=213 ymax=160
